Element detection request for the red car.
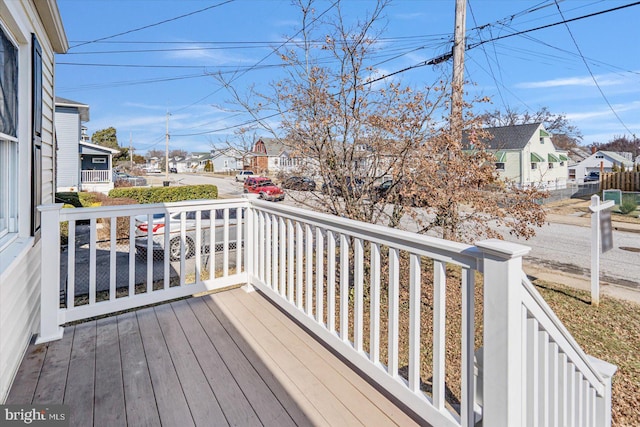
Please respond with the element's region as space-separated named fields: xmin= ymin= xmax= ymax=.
xmin=243 ymin=177 xmax=285 ymax=201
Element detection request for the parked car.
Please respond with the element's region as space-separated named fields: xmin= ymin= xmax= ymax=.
xmin=134 ymin=209 xmax=239 ymax=261
xmin=113 ymin=171 xmax=147 ymax=186
xmin=235 ymin=170 xmax=257 ymax=182
xmin=244 ymin=177 xmax=285 ymax=201
xmin=321 ymin=177 xmax=364 ymax=197
xmin=282 ymin=176 xmax=316 ymax=191
xmin=584 ymin=171 xmax=600 ymax=182
xmin=371 ymin=179 xmax=428 ymax=207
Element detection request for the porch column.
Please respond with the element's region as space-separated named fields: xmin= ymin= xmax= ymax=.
xmin=476 ymin=239 xmax=530 ymax=427
xmin=36 ymin=204 xmax=64 ymax=343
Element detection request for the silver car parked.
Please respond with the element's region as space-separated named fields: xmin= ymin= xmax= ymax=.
xmin=134 ymin=209 xmax=239 ymax=261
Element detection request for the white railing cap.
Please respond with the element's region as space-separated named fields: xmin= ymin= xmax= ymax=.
xmin=586 ymin=355 xmax=618 ymax=379
xmin=476 ymin=239 xmax=531 ymax=259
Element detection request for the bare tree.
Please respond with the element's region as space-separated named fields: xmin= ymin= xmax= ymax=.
xmin=219 ymin=0 xmax=546 ymax=243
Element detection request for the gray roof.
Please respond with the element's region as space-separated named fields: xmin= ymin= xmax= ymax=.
xmin=55 ymin=96 xmax=90 ymax=122
xmin=257 ymin=137 xmax=286 ymax=156
xmin=600 ymin=151 xmax=635 ymax=166
xmin=463 ymin=123 xmax=543 ymax=150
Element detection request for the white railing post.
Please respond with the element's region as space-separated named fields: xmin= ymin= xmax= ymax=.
xmin=588 ymin=355 xmax=617 ymax=427
xmin=243 ymin=196 xmax=257 ymax=292
xmin=476 ymin=239 xmax=531 ymax=427
xmin=36 ymin=204 xmax=65 ymax=343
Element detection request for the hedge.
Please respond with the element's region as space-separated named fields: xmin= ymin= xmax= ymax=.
xmin=108 ymin=184 xmax=218 ymax=204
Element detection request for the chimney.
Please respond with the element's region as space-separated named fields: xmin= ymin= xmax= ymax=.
xmin=591 ymin=146 xmax=597 ymax=154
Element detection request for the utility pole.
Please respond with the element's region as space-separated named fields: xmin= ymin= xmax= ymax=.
xmin=129 ymin=132 xmax=133 ymax=169
xmin=451 ymin=0 xmax=467 ymax=143
xmin=165 ymin=111 xmax=170 ymax=185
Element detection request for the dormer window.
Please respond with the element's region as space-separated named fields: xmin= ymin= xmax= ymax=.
xmin=539 ymin=129 xmax=550 ymax=144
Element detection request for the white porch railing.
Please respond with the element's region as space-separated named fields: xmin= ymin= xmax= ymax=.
xmin=81 ymin=169 xmax=111 ymax=183
xmin=37 ymin=198 xmax=616 ymax=427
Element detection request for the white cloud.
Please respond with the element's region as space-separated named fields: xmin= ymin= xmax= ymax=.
xmin=516 ymin=73 xmax=632 ymax=89
xmin=392 ymin=12 xmax=425 ymax=21
xmin=166 ymin=45 xmax=256 ymax=65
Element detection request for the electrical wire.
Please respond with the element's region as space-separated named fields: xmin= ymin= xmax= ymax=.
xmin=69 ymin=0 xmax=236 ymax=49
xmin=553 ymin=0 xmax=634 ymax=135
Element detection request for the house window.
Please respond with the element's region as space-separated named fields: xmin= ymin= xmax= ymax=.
xmin=548 ymin=163 xmax=554 ymax=169
xmin=92 ymin=158 xmax=106 ymax=164
xmin=0 ymin=26 xmax=18 ymax=244
xmin=569 ymin=169 xmax=576 ymax=179
xmin=495 ymin=162 xmax=505 ymax=171
xmin=31 ymin=35 xmax=43 ymax=238
xmin=531 ymin=163 xmax=537 ymax=170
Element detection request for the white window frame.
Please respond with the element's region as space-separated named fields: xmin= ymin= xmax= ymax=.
xmin=0 ymin=24 xmax=19 ymax=249
xmin=495 ymin=162 xmax=505 ymax=171
xmin=92 ymin=157 xmax=106 ymax=164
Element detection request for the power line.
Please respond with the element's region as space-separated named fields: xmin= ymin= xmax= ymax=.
xmin=468 ymin=1 xmax=640 ymax=50
xmin=553 ymin=0 xmax=634 ymax=135
xmin=174 ymin=1 xmax=640 ymax=137
xmin=171 ymin=0 xmax=339 ymax=115
xmin=468 ymin=0 xmax=508 ymax=110
xmin=69 ymin=0 xmax=235 ymax=49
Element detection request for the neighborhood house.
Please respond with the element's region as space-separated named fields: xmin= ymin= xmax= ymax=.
xmin=465 ymin=123 xmax=569 ymax=190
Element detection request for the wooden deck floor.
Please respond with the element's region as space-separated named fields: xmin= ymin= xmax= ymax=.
xmin=7 ymin=288 xmax=421 ymax=426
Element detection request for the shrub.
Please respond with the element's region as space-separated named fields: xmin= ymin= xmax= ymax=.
xmin=98 ymin=197 xmax=139 ymax=241
xmin=114 ymin=179 xmax=133 ymax=188
xmin=108 ymin=184 xmax=218 ymax=204
xmin=78 ymin=191 xmax=109 ymax=207
xmin=59 ymin=204 xmax=75 ymax=245
xmin=619 ymin=196 xmax=638 ymax=215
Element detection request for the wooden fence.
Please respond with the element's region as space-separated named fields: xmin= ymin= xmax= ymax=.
xmin=601 ymin=172 xmax=640 ymax=191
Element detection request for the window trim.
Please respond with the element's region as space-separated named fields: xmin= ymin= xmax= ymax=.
xmin=0 ymin=24 xmax=19 ymax=246
xmin=31 ymin=33 xmax=42 ymax=240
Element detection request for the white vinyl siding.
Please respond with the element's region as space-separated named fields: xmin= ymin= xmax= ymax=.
xmin=55 ymin=106 xmax=81 ymax=189
xmin=0 ymin=0 xmax=63 ymax=404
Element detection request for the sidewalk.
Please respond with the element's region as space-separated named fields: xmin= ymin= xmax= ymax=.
xmin=534 ymin=210 xmax=640 ymax=305
xmin=546 ymin=212 xmax=640 ymax=234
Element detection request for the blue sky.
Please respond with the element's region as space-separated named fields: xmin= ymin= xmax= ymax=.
xmin=55 ymin=0 xmax=640 ymax=155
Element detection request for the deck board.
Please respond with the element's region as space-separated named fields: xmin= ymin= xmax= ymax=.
xmin=135 ymin=306 xmax=194 ymax=427
xmin=31 ymin=327 xmax=74 ymax=404
xmin=7 ymin=288 xmax=422 ymax=427
xmin=4 ymin=338 xmax=46 ymax=405
xmin=152 ymin=303 xmax=228 ymax=426
xmin=187 ymin=297 xmax=302 ymax=427
xmin=94 ymin=317 xmax=126 ymax=427
xmin=118 ymin=311 xmax=161 ymax=426
xmin=64 ymin=322 xmax=96 ymax=427
xmin=214 ymin=290 xmax=363 ymax=426
xmin=238 ymin=289 xmax=416 ymax=426
xmin=245 ymin=288 xmax=421 ymax=425
xmin=171 ymin=299 xmax=263 ymax=427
